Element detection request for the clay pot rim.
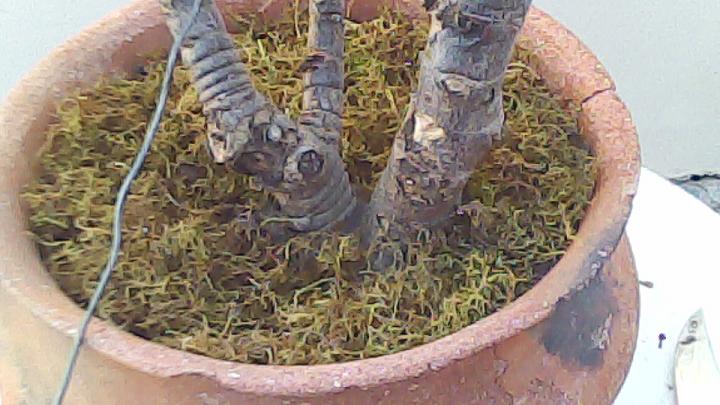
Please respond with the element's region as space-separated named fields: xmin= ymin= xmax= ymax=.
xmin=0 ymin=0 xmax=640 ymax=397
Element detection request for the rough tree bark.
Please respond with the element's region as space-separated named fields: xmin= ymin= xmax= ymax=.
xmin=161 ymin=0 xmax=532 ymax=243
xmin=298 ymin=0 xmax=345 ymax=147
xmin=366 ymin=0 xmax=532 ymax=239
xmin=161 ymin=0 xmax=355 ymax=232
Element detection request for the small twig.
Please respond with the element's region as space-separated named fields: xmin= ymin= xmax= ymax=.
xmin=294 ymin=0 xmax=302 ymax=38
xmin=50 ymin=1 xmax=203 ymax=403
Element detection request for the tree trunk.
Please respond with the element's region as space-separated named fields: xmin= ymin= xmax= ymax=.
xmin=366 ymin=0 xmax=532 ymax=239
xmin=161 ymin=0 xmax=355 ymax=232
xmin=298 ymin=0 xmax=345 ymax=148
xmin=162 ymin=0 xmax=532 ymax=243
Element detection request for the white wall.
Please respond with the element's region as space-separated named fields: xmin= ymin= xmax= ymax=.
xmin=1 ymin=0 xmax=718 ymax=177
xmin=534 ymin=0 xmax=720 ymax=178
xmin=0 ymin=0 xmax=129 ymax=99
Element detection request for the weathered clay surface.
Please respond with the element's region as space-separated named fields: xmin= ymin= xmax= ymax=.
xmin=517 ymin=7 xmax=615 ymax=104
xmin=0 ymin=0 xmax=641 ymax=404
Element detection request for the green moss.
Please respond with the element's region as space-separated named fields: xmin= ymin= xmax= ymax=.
xmin=22 ymin=10 xmax=595 ymax=365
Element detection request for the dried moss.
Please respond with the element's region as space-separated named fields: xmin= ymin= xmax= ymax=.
xmin=23 ymin=10 xmax=595 ymax=365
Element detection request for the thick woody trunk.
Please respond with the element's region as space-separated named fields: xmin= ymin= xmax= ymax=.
xmin=163 ymin=0 xmax=532 ymax=245
xmin=161 ymin=0 xmax=355 ymax=232
xmin=367 ymin=0 xmax=532 ymax=239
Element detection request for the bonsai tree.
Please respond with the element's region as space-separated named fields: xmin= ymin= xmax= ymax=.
xmin=161 ymin=0 xmax=532 ymax=245
xmin=14 ymin=1 xmax=614 ymax=401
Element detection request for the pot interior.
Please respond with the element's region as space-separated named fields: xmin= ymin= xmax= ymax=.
xmin=0 ymin=0 xmax=640 ymax=395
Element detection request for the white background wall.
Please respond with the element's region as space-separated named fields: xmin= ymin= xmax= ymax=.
xmin=534 ymin=0 xmax=720 ymax=178
xmin=0 ymin=0 xmax=130 ymax=96
xmin=1 ymin=0 xmax=718 ymax=177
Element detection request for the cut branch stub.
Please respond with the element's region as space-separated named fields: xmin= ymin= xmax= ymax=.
xmin=279 ymin=140 xmax=356 ymax=231
xmin=366 ymin=0 xmax=532 ymax=240
xmin=161 ymin=0 xmax=355 ymax=232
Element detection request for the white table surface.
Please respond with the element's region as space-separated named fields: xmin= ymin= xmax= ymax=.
xmin=616 ymin=168 xmax=720 ymax=405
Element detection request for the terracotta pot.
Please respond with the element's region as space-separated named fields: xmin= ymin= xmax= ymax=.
xmin=0 ymin=1 xmax=641 ymax=404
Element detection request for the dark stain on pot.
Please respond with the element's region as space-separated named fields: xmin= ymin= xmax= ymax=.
xmin=541 ymin=272 xmax=617 ymax=368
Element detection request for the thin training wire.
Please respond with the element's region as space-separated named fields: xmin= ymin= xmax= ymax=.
xmin=51 ymin=1 xmax=203 ymax=403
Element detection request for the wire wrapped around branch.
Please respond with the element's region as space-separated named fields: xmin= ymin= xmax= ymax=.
xmin=161 ymin=0 xmax=356 ymax=232
xmin=298 ymin=0 xmax=345 ymax=148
